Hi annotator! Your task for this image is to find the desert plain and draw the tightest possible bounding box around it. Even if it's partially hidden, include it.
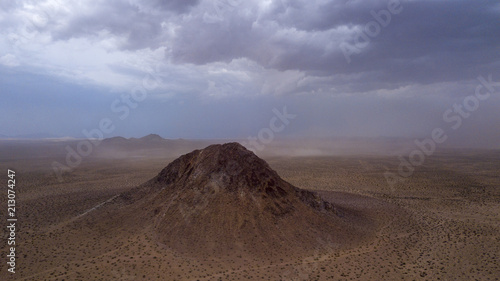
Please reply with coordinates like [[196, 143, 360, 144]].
[[0, 137, 498, 280]]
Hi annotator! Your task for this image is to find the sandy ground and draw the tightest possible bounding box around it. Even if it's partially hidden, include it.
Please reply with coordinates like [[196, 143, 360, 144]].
[[0, 140, 498, 280]]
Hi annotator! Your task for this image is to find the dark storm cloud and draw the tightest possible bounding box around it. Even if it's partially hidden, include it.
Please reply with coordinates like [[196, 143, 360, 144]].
[[261, 0, 389, 31], [169, 0, 500, 88], [26, 0, 499, 89], [346, 0, 500, 84], [171, 10, 261, 64], [145, 0, 201, 13]]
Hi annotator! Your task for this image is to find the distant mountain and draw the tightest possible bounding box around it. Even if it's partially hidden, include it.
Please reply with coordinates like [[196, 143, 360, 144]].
[[101, 136, 129, 144], [95, 134, 213, 159], [138, 134, 164, 142], [107, 134, 165, 143]]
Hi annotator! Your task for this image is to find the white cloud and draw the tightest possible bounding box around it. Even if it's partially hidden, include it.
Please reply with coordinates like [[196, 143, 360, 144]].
[[0, 54, 20, 67]]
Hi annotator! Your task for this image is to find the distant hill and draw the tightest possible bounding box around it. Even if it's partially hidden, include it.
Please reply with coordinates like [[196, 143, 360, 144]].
[[101, 136, 129, 144], [138, 133, 164, 142], [95, 135, 213, 159]]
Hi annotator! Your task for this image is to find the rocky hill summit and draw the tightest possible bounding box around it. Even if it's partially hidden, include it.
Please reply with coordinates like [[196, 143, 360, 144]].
[[154, 142, 337, 214]]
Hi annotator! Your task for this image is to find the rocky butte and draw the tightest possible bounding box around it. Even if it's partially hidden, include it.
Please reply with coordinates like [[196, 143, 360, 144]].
[[117, 143, 369, 258]]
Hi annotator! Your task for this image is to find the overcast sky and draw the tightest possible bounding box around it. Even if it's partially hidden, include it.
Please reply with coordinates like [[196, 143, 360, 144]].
[[1, 0, 499, 147]]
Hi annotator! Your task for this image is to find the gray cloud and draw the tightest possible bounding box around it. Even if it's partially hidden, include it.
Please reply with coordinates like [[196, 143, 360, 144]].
[[49, 1, 164, 50], [41, 0, 198, 51], [10, 0, 498, 90], [142, 0, 201, 13], [168, 0, 500, 89]]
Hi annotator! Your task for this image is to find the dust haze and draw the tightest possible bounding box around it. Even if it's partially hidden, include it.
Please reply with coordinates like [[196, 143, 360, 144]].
[[0, 136, 499, 280]]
